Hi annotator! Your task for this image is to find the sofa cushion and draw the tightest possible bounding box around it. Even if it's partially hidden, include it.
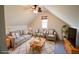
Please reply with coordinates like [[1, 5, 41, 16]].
[[15, 36, 24, 43], [23, 35, 31, 40], [12, 32, 16, 38], [48, 29, 54, 34], [48, 35, 55, 37], [15, 32, 20, 38]]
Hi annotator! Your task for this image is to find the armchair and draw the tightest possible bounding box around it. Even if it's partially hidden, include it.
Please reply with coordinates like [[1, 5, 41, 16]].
[[46, 29, 57, 41]]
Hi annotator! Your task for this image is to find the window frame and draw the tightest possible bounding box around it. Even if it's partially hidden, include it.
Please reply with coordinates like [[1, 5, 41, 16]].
[[41, 16, 48, 29]]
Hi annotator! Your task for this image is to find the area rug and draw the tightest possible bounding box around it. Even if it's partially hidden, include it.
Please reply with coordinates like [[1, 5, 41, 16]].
[[9, 37, 55, 54]]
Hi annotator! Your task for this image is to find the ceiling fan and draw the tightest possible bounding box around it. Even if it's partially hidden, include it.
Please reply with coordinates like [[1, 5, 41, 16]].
[[22, 5, 44, 14], [23, 5, 42, 13], [32, 5, 42, 13]]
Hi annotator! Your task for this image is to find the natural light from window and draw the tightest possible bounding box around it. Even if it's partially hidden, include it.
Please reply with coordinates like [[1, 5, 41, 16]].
[[42, 19, 48, 29]]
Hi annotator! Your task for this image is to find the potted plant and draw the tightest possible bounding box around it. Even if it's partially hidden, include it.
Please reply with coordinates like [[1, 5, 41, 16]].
[[62, 25, 69, 38]]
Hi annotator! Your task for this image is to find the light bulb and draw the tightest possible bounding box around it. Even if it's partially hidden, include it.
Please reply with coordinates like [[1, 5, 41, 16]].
[[33, 10, 38, 13]]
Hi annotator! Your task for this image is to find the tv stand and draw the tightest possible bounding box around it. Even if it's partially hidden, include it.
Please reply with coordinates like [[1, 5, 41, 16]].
[[64, 38, 79, 54]]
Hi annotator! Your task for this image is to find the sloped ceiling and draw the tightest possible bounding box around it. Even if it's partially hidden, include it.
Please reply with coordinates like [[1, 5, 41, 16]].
[[4, 5, 38, 26], [45, 5, 79, 28], [4, 5, 79, 29], [4, 5, 47, 26]]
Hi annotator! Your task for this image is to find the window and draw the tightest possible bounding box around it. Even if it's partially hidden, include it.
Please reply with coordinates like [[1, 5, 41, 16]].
[[41, 16, 48, 29], [42, 19, 48, 29]]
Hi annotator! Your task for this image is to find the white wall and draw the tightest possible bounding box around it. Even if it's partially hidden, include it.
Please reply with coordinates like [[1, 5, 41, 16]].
[[5, 25, 28, 34], [30, 11, 68, 40], [45, 5, 79, 28], [4, 5, 38, 26], [4, 5, 38, 33]]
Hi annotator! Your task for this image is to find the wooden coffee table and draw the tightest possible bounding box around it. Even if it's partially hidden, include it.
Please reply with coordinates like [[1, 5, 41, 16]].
[[30, 37, 46, 53]]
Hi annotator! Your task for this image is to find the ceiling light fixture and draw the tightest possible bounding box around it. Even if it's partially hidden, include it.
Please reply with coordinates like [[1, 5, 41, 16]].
[[33, 10, 38, 13], [32, 5, 42, 13]]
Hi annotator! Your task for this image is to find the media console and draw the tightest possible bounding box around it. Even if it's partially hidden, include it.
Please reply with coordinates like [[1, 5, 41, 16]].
[[64, 38, 79, 54]]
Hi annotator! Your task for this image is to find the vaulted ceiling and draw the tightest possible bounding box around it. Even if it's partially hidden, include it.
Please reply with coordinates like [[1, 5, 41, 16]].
[[4, 5, 79, 28], [44, 5, 79, 28], [4, 5, 37, 26]]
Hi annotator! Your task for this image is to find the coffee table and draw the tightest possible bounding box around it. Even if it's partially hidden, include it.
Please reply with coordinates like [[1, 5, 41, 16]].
[[30, 37, 46, 53]]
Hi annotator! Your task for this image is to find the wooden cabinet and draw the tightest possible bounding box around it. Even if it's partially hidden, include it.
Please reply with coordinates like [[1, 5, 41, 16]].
[[64, 38, 79, 54]]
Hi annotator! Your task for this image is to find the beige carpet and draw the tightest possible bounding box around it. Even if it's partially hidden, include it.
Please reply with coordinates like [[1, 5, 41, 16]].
[[9, 37, 55, 54]]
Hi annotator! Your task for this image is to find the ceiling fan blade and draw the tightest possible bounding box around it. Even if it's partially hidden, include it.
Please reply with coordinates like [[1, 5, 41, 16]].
[[23, 6, 32, 10], [32, 5, 38, 10], [38, 7, 42, 12], [22, 5, 42, 13]]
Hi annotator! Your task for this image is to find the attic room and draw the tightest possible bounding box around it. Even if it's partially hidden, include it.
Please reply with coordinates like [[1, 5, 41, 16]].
[[0, 5, 79, 54]]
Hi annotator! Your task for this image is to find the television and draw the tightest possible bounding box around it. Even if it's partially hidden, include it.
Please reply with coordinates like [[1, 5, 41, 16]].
[[68, 27, 79, 48]]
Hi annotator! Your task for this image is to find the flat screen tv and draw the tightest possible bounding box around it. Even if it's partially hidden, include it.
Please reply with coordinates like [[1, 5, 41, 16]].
[[68, 27, 77, 47]]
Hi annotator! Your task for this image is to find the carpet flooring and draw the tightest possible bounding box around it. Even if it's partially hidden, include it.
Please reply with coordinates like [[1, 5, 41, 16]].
[[54, 41, 67, 54]]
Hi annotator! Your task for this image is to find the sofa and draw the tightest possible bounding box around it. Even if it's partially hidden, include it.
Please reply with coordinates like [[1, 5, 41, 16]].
[[32, 29, 57, 41], [13, 35, 31, 48], [6, 30, 31, 49], [33, 29, 47, 37]]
